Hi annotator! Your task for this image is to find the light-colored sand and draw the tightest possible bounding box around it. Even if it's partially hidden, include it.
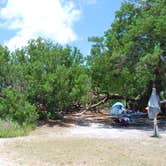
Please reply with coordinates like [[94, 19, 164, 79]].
[[0, 123, 166, 166]]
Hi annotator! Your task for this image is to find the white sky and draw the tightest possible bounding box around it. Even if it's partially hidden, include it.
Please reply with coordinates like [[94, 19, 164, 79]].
[[0, 0, 82, 50]]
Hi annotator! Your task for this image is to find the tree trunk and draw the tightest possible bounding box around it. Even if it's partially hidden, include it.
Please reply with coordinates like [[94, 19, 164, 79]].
[[137, 81, 153, 110]]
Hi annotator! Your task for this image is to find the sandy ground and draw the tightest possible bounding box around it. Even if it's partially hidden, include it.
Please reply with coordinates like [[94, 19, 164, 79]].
[[0, 123, 166, 166], [0, 113, 166, 166]]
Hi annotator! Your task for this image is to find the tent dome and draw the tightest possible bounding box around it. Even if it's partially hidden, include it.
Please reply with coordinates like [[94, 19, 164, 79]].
[[112, 102, 124, 108], [109, 102, 125, 115]]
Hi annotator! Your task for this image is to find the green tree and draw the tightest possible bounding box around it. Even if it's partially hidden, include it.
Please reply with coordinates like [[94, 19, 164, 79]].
[[10, 38, 91, 115], [0, 87, 38, 125], [0, 45, 10, 89], [89, 0, 166, 109]]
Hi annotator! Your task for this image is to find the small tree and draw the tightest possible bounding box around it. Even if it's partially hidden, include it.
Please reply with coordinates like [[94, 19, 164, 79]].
[[0, 87, 38, 125]]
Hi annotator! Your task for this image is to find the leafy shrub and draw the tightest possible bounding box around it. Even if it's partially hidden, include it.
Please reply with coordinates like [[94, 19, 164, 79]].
[[0, 87, 38, 125]]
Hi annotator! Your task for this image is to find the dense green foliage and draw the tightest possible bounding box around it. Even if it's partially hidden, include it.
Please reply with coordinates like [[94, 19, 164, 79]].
[[88, 0, 166, 108], [0, 0, 165, 129], [0, 38, 92, 123], [0, 87, 38, 125]]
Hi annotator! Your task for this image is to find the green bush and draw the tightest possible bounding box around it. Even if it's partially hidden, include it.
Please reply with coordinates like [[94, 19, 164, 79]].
[[0, 87, 38, 125], [0, 119, 34, 138]]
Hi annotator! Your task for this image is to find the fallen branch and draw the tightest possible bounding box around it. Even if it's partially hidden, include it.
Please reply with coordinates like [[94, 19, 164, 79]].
[[69, 93, 124, 115], [87, 93, 124, 110], [87, 95, 108, 110]]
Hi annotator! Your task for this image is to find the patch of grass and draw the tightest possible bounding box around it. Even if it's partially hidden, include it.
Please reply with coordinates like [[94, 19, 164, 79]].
[[0, 119, 35, 138]]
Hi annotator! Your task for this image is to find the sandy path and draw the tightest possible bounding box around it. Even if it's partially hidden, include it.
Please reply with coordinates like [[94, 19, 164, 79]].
[[0, 122, 166, 165]]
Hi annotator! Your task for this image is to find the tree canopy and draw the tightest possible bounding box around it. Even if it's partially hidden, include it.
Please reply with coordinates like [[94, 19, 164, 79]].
[[88, 0, 166, 108], [0, 38, 92, 122]]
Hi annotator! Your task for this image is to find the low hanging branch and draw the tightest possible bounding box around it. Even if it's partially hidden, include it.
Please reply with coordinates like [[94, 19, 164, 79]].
[[75, 93, 124, 115], [87, 95, 108, 110], [87, 93, 124, 110]]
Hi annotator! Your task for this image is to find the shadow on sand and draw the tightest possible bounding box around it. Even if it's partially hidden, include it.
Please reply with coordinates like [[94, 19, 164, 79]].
[[37, 112, 166, 132]]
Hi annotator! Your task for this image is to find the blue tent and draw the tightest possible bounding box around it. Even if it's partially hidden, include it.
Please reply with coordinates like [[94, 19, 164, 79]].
[[109, 102, 125, 115]]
